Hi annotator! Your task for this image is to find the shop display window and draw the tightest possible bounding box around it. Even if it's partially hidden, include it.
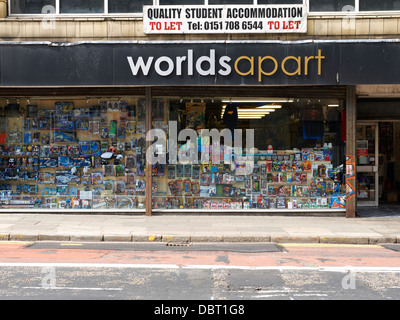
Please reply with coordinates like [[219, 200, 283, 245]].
[[0, 97, 146, 211], [150, 97, 346, 211], [0, 95, 346, 213]]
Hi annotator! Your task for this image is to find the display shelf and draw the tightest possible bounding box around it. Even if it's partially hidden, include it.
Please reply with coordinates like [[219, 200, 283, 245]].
[[155, 149, 344, 210], [0, 97, 346, 212], [0, 98, 147, 210]]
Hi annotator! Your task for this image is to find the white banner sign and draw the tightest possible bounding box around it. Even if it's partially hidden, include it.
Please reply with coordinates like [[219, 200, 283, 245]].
[[143, 5, 307, 34]]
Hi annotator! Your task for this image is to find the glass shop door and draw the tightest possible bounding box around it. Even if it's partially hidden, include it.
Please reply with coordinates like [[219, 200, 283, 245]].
[[356, 122, 379, 206]]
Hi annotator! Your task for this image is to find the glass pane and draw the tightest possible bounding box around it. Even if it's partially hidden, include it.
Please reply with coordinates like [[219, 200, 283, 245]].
[[0, 97, 145, 211], [209, 0, 253, 5], [258, 0, 303, 4], [10, 0, 56, 14], [151, 97, 346, 211], [356, 125, 375, 165], [109, 0, 153, 13], [356, 124, 377, 203], [357, 172, 376, 201], [309, 0, 355, 12], [60, 0, 104, 14], [360, 0, 400, 11], [160, 0, 204, 5]]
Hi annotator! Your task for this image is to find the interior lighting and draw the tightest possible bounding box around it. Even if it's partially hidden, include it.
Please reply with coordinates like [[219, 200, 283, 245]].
[[222, 107, 275, 113], [257, 105, 282, 109], [222, 98, 294, 103], [238, 116, 264, 119]]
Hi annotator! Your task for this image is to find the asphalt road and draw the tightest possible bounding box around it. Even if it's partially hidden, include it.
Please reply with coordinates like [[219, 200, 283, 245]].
[[0, 241, 399, 301]]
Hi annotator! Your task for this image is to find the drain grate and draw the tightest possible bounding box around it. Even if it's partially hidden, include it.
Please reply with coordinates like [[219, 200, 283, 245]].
[[166, 242, 193, 247]]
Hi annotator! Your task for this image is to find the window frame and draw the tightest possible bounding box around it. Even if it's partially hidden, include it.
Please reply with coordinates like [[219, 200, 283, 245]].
[[8, 0, 146, 17], [8, 0, 306, 17], [307, 0, 400, 16], [7, 0, 400, 18]]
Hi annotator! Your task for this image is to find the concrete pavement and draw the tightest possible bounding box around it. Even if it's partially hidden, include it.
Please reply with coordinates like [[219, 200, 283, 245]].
[[0, 212, 399, 244]]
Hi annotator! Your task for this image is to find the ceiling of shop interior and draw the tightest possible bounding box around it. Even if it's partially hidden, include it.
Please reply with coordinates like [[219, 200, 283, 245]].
[[0, 86, 347, 99]]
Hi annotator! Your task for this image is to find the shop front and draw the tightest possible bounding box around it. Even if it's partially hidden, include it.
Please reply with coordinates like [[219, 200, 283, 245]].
[[0, 40, 399, 217], [355, 90, 400, 215]]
